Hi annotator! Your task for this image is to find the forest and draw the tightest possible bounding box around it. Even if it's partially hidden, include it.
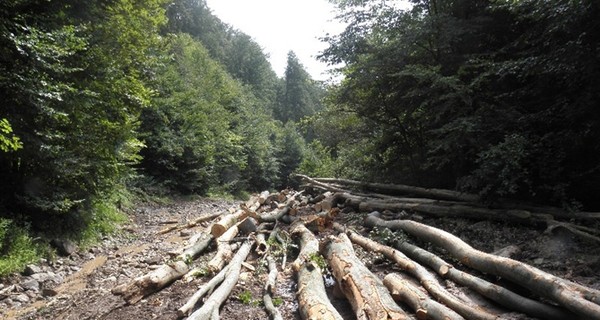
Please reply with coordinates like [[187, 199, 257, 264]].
[[0, 0, 599, 312]]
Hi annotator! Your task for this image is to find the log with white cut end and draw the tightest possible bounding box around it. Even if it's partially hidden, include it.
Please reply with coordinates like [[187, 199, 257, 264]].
[[211, 195, 259, 238], [291, 222, 344, 320], [322, 233, 408, 320]]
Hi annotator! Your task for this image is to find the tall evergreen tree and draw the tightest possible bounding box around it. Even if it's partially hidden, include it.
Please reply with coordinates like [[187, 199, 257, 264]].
[[276, 51, 323, 123]]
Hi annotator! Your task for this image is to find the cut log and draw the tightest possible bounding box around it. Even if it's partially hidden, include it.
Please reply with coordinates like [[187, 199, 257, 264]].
[[181, 240, 254, 318], [322, 233, 408, 320], [112, 231, 212, 304], [312, 177, 480, 202], [156, 211, 222, 235], [384, 273, 464, 320], [394, 239, 575, 320], [211, 209, 247, 238], [335, 223, 497, 320], [260, 191, 302, 222], [291, 222, 344, 320], [211, 195, 259, 237], [207, 223, 240, 273], [263, 255, 283, 320], [311, 176, 600, 220], [364, 212, 600, 319]]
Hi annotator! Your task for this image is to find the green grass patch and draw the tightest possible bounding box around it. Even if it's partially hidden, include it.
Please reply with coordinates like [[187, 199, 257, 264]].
[[0, 218, 44, 277]]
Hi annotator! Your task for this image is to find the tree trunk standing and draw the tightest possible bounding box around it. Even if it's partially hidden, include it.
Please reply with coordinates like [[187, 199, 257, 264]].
[[291, 223, 344, 320], [322, 233, 408, 320], [364, 212, 600, 319]]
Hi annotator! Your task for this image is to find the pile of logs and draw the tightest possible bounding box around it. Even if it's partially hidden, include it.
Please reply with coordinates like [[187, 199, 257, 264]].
[[113, 175, 600, 319]]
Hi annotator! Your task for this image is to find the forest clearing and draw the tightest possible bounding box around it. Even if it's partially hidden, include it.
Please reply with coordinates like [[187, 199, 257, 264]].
[[2, 175, 599, 319]]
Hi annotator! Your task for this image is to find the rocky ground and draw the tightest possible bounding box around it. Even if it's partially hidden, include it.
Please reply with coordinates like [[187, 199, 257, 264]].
[[1, 194, 599, 320]]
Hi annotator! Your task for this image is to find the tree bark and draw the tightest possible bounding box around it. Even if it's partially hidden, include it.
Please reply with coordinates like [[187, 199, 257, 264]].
[[365, 212, 600, 319], [112, 231, 212, 304], [335, 223, 497, 320], [322, 233, 409, 320], [186, 240, 254, 320], [263, 255, 283, 320], [207, 223, 240, 273], [313, 177, 480, 202], [384, 273, 464, 320], [291, 222, 344, 320], [394, 239, 576, 320]]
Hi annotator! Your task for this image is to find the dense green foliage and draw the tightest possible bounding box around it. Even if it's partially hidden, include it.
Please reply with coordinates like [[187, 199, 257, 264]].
[[0, 0, 322, 275], [313, 0, 600, 208]]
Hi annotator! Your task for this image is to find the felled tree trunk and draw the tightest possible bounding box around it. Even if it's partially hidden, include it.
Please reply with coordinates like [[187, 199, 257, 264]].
[[322, 233, 408, 320], [311, 176, 480, 202], [394, 239, 575, 320], [291, 223, 343, 320], [384, 273, 464, 320], [365, 212, 600, 319], [112, 232, 212, 304], [335, 223, 497, 320], [211, 196, 259, 237], [186, 240, 254, 320], [207, 223, 240, 273]]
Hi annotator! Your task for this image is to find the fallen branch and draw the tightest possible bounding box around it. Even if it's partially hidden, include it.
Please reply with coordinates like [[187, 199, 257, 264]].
[[263, 255, 283, 320], [156, 211, 222, 235], [364, 212, 600, 319], [322, 233, 408, 320]]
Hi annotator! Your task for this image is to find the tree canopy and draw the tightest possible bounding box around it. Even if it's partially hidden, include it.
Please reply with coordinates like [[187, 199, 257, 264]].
[[312, 0, 600, 209]]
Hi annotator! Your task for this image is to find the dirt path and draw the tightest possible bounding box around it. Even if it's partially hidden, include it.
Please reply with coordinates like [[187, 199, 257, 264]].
[[0, 198, 239, 320], [1, 195, 599, 319]]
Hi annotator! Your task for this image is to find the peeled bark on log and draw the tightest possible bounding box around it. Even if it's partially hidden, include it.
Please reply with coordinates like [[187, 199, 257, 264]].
[[181, 241, 254, 318], [394, 239, 576, 320], [323, 233, 408, 320], [364, 213, 600, 319], [291, 223, 344, 320], [335, 223, 496, 320], [384, 273, 464, 320], [112, 232, 212, 304], [263, 255, 283, 320]]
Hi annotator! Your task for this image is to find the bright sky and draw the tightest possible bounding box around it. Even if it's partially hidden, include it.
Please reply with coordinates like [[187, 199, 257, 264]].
[[205, 0, 346, 82]]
